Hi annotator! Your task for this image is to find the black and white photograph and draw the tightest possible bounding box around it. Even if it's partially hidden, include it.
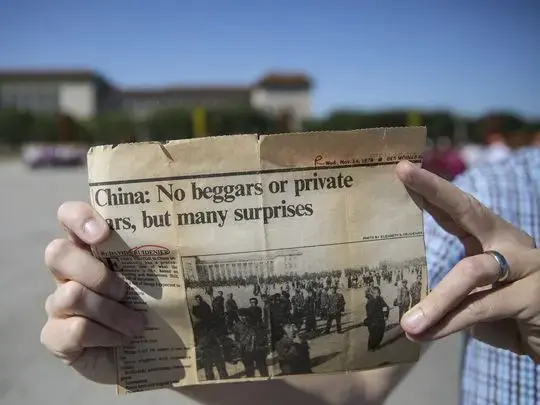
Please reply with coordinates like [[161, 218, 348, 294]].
[[182, 238, 426, 382]]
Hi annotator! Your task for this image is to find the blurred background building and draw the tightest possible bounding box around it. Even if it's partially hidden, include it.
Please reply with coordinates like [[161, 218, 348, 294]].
[[0, 69, 312, 128], [1, 65, 538, 177], [0, 70, 112, 119]]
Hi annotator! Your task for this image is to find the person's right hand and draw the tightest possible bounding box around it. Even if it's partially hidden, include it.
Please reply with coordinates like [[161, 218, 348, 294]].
[[40, 202, 146, 384]]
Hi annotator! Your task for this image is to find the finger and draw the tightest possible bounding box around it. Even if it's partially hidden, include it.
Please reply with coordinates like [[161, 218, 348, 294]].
[[401, 254, 500, 335], [57, 201, 110, 246], [406, 283, 524, 341], [44, 238, 125, 301], [406, 184, 482, 254], [396, 161, 497, 242], [40, 317, 126, 361], [46, 281, 145, 337]]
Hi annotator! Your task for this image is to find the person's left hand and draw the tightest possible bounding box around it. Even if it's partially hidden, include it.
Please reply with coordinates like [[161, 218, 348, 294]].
[[396, 161, 540, 363]]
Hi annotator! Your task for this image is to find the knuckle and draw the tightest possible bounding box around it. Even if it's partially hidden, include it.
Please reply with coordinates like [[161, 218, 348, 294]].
[[456, 195, 489, 229], [460, 258, 481, 283], [453, 194, 474, 221], [461, 256, 495, 285], [398, 161, 415, 184], [44, 238, 71, 268], [55, 281, 86, 312], [515, 230, 536, 248], [465, 298, 492, 321], [521, 274, 540, 316], [39, 323, 50, 348], [40, 321, 64, 353], [44, 294, 55, 315], [66, 317, 90, 344], [92, 262, 112, 290], [530, 235, 537, 248]]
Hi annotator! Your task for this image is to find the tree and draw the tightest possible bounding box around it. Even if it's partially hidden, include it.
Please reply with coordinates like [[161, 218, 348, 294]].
[[85, 113, 138, 145], [302, 118, 325, 132], [0, 109, 35, 145], [319, 110, 408, 131], [146, 108, 192, 141], [31, 113, 63, 143], [422, 112, 456, 140], [206, 107, 277, 136]]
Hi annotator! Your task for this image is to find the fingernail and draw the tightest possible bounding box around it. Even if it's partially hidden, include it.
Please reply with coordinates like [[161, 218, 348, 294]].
[[83, 218, 106, 242], [401, 307, 426, 334]]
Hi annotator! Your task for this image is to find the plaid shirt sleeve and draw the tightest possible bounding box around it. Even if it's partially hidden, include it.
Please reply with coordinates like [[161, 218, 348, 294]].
[[423, 150, 540, 405], [425, 171, 489, 288]]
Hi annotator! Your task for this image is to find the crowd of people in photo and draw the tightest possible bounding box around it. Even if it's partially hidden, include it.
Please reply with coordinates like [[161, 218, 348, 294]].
[[188, 262, 424, 381]]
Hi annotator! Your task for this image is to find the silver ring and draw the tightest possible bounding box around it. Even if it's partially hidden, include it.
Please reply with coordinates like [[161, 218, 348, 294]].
[[484, 250, 510, 283]]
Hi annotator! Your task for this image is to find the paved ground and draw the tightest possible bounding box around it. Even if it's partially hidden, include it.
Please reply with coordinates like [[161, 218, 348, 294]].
[[0, 160, 463, 405]]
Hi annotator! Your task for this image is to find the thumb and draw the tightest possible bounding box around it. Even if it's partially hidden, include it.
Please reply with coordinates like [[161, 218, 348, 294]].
[[57, 201, 110, 246]]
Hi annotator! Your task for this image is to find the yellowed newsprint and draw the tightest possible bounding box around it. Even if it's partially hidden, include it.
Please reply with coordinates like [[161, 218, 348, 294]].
[[86, 128, 428, 394]]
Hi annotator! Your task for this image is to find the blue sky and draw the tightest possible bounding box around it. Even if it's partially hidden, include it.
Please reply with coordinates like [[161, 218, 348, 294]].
[[0, 0, 538, 118]]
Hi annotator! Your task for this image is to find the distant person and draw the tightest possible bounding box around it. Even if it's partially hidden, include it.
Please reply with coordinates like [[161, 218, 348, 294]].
[[212, 291, 225, 315], [483, 132, 511, 164], [325, 287, 345, 334], [212, 291, 227, 336], [409, 274, 422, 307], [269, 294, 286, 349], [253, 283, 261, 296], [235, 311, 269, 378], [275, 324, 312, 375], [460, 132, 512, 170], [304, 290, 317, 335], [193, 295, 213, 327], [364, 285, 373, 301], [198, 327, 229, 380], [225, 293, 239, 330], [291, 289, 305, 330], [422, 136, 466, 180], [459, 142, 484, 167], [192, 297, 228, 381], [280, 291, 292, 324], [245, 298, 264, 327], [365, 279, 375, 300], [319, 286, 329, 319], [395, 280, 410, 321], [364, 286, 390, 351], [533, 131, 540, 147]]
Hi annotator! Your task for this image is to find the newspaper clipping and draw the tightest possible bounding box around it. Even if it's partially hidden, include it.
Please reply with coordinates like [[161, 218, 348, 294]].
[[86, 127, 428, 394]]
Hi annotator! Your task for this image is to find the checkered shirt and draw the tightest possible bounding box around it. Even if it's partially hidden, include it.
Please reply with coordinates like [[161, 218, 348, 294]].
[[425, 147, 540, 405]]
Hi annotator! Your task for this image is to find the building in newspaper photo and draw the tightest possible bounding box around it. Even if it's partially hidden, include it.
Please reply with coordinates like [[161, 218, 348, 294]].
[[181, 240, 426, 382]]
